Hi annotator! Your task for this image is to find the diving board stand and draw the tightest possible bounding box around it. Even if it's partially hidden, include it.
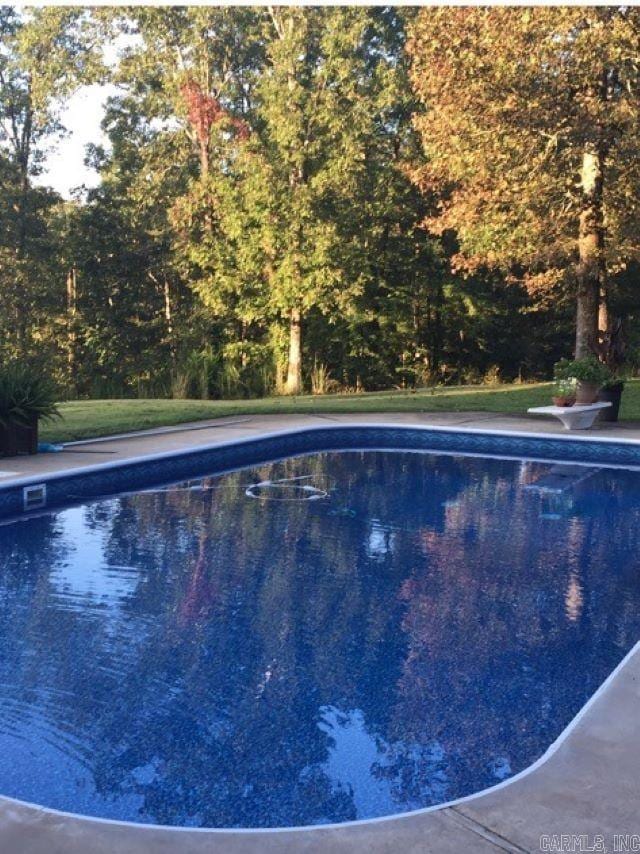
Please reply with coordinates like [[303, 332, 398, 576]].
[[527, 402, 611, 431]]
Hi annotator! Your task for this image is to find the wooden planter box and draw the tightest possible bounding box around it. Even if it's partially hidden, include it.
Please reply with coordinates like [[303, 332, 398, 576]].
[[0, 417, 39, 457]]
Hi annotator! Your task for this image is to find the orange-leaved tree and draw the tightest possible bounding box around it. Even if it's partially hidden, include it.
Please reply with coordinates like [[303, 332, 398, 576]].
[[408, 7, 640, 358]]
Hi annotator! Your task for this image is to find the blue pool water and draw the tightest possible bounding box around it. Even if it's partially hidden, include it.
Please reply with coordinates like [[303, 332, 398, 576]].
[[0, 448, 639, 828]]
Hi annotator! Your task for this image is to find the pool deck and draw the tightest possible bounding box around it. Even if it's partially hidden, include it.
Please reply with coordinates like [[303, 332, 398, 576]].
[[5, 410, 640, 485], [1, 411, 639, 853]]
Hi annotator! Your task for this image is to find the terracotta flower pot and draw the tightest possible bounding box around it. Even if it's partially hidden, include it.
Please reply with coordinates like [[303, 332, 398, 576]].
[[552, 396, 575, 407], [575, 381, 600, 405]]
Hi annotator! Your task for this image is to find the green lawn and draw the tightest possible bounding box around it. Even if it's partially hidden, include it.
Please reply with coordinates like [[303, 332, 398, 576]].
[[40, 380, 640, 444]]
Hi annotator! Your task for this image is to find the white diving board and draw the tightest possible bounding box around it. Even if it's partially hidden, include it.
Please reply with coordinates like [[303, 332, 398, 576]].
[[527, 402, 611, 431]]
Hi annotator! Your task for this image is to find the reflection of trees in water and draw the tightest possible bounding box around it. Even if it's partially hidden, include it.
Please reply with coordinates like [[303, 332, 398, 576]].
[[0, 516, 68, 708], [383, 464, 640, 804], [1, 453, 639, 826], [75, 452, 474, 825]]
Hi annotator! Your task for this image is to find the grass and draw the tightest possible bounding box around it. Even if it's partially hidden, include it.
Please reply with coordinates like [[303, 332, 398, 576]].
[[39, 379, 640, 444]]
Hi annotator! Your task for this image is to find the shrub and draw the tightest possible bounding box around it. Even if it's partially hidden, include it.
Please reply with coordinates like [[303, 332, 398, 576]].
[[310, 360, 332, 395], [482, 364, 502, 385], [554, 356, 611, 386]]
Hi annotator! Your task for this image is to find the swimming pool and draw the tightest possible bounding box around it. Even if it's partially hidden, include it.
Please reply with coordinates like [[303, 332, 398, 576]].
[[1, 430, 640, 828]]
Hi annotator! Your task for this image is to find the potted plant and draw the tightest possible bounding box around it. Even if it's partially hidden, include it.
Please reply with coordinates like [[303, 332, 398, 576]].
[[551, 378, 576, 407], [598, 376, 625, 422], [553, 357, 611, 405], [593, 318, 627, 423], [0, 364, 60, 457]]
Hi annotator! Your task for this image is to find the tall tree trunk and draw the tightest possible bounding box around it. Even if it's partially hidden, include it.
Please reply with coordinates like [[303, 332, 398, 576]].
[[269, 8, 307, 397], [16, 95, 32, 259], [284, 307, 302, 395], [163, 276, 176, 366], [12, 88, 33, 355], [66, 266, 78, 377], [435, 284, 444, 376], [598, 283, 609, 337], [199, 140, 209, 182], [575, 144, 605, 359]]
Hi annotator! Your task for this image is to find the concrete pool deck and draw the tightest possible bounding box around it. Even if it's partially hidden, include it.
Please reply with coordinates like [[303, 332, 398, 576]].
[[5, 409, 640, 484], [1, 412, 639, 853]]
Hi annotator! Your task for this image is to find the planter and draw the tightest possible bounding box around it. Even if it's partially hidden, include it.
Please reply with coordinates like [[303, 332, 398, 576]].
[[575, 381, 600, 405], [0, 424, 17, 457], [552, 396, 575, 407], [0, 417, 39, 457], [597, 382, 624, 423]]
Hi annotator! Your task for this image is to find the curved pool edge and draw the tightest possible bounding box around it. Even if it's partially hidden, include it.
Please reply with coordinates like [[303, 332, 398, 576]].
[[1, 639, 638, 853], [2, 415, 640, 851]]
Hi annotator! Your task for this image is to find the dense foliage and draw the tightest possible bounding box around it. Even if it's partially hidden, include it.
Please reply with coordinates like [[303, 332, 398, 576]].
[[408, 7, 640, 361], [1, 7, 638, 399]]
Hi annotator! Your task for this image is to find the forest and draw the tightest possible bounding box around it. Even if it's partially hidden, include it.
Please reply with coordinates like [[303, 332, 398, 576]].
[[1, 6, 640, 400]]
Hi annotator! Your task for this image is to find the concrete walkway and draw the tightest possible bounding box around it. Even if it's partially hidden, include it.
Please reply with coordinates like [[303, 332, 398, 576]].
[[1, 413, 639, 853], [4, 410, 640, 485]]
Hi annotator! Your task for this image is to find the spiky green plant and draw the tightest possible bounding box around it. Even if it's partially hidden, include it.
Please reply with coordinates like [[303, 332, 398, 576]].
[[0, 364, 60, 428]]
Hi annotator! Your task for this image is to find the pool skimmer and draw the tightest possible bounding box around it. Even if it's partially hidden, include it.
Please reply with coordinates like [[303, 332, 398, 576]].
[[23, 483, 47, 511]]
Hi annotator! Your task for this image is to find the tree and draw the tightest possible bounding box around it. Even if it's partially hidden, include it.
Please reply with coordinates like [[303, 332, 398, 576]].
[[0, 149, 62, 364], [107, 8, 266, 394], [0, 7, 102, 359], [61, 87, 200, 397], [189, 7, 435, 394], [0, 8, 597, 395], [408, 8, 640, 358], [253, 7, 414, 394], [96, 7, 564, 396]]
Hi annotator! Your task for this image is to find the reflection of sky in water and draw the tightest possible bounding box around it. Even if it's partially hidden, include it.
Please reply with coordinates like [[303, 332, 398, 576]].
[[0, 450, 639, 828], [317, 706, 451, 816], [318, 706, 397, 817], [50, 506, 141, 607]]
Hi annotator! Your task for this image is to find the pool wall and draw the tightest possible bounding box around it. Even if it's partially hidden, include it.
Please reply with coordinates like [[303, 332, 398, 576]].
[[2, 423, 640, 521]]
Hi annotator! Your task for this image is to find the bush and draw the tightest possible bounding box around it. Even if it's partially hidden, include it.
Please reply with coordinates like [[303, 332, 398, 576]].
[[310, 360, 332, 395], [0, 363, 60, 428], [554, 356, 611, 386]]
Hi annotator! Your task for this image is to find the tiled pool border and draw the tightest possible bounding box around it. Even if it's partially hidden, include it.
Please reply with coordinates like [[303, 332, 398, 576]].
[[3, 422, 640, 521]]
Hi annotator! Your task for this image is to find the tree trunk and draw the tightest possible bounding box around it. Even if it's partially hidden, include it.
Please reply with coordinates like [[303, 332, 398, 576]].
[[163, 277, 177, 366], [269, 9, 306, 398], [199, 141, 209, 181], [575, 144, 605, 359], [66, 266, 78, 377], [284, 307, 302, 395], [598, 283, 609, 336]]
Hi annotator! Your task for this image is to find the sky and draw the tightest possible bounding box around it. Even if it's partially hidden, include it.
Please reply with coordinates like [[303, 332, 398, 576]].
[[32, 30, 135, 199], [35, 84, 115, 198]]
